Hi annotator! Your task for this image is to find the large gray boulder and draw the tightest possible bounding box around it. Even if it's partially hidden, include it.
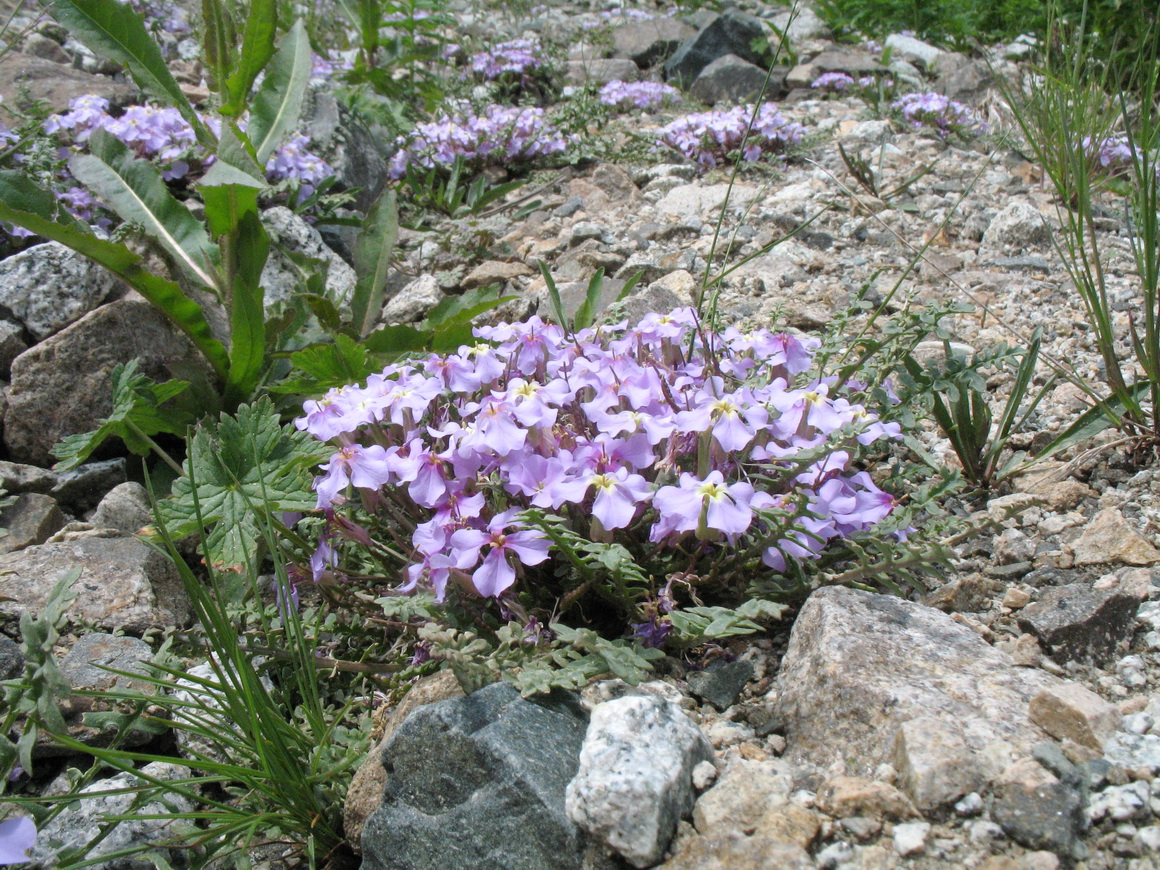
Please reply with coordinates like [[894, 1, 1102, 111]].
[[0, 535, 190, 633], [361, 682, 608, 870], [774, 586, 1075, 810], [0, 242, 118, 340], [611, 18, 697, 68], [664, 11, 769, 87], [3, 297, 208, 466], [303, 90, 390, 212], [260, 206, 357, 310]]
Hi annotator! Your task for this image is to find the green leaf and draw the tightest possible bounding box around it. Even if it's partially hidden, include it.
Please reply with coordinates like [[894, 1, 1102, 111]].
[[49, 0, 210, 146], [159, 397, 328, 570], [361, 323, 436, 355], [0, 172, 229, 380], [71, 130, 221, 292], [574, 267, 605, 332], [426, 285, 515, 328], [223, 212, 269, 406], [51, 360, 192, 470], [221, 0, 277, 117], [249, 19, 312, 165], [351, 189, 398, 338], [201, 0, 237, 104], [279, 334, 376, 393]]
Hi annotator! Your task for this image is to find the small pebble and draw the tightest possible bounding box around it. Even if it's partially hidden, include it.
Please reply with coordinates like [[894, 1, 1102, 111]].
[[893, 821, 930, 856], [691, 760, 718, 791], [1138, 825, 1160, 851], [1125, 713, 1156, 735], [954, 792, 984, 816], [969, 821, 1006, 844]]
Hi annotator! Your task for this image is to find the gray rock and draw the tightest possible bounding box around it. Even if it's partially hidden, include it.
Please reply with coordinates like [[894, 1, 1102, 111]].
[[565, 58, 640, 86], [59, 633, 154, 699], [611, 18, 697, 68], [90, 481, 152, 535], [612, 284, 685, 327], [810, 48, 881, 74], [0, 461, 57, 494], [4, 297, 207, 467], [0, 52, 136, 114], [883, 33, 944, 69], [687, 658, 754, 711], [303, 90, 389, 212], [1018, 581, 1144, 665], [981, 201, 1050, 250], [0, 536, 190, 633], [28, 761, 194, 868], [987, 255, 1052, 273], [0, 492, 65, 553], [171, 660, 276, 766], [769, 5, 830, 45], [664, 11, 768, 88], [362, 682, 601, 870], [1103, 732, 1160, 774], [689, 55, 786, 105], [22, 32, 71, 64], [381, 274, 443, 324], [990, 758, 1086, 855], [0, 633, 22, 680], [0, 319, 27, 378], [0, 242, 119, 340], [566, 695, 713, 868], [52, 458, 129, 513], [260, 207, 357, 310], [933, 51, 993, 100], [775, 586, 1064, 809]]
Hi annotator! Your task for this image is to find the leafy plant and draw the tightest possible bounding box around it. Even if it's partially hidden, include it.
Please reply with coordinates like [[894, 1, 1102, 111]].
[[400, 156, 526, 223], [903, 333, 1054, 490]]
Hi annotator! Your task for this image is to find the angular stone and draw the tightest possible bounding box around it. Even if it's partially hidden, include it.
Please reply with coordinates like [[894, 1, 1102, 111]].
[[90, 482, 152, 535], [0, 52, 136, 114], [663, 11, 768, 87], [1018, 581, 1144, 665], [565, 58, 640, 86], [1029, 682, 1122, 750], [343, 671, 464, 854], [981, 201, 1050, 250], [303, 90, 389, 212], [567, 694, 712, 868], [656, 183, 759, 218], [362, 682, 600, 870], [883, 34, 944, 69], [0, 633, 22, 680], [660, 831, 814, 870], [686, 658, 753, 710], [692, 758, 792, 834], [52, 458, 128, 513], [0, 242, 119, 340], [0, 492, 65, 553], [0, 461, 57, 494], [462, 260, 533, 290], [990, 758, 1085, 855], [261, 206, 357, 309], [0, 319, 26, 379], [27, 762, 194, 864], [775, 587, 1060, 798], [381, 274, 443, 324], [611, 18, 697, 68], [689, 55, 785, 105], [811, 48, 881, 74], [0, 536, 190, 633], [770, 5, 831, 45], [4, 298, 206, 466], [816, 776, 919, 821], [1072, 508, 1160, 566], [933, 52, 993, 100], [755, 803, 821, 849]]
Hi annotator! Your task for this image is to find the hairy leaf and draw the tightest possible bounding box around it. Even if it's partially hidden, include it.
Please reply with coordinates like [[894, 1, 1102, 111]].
[[72, 130, 221, 291], [249, 19, 311, 165], [159, 397, 328, 570]]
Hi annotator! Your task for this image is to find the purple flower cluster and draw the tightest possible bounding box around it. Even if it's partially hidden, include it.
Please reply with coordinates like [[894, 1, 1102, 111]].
[[45, 94, 333, 192], [311, 51, 354, 81], [891, 92, 986, 140], [469, 38, 543, 80], [387, 104, 566, 178], [1082, 134, 1132, 168], [811, 72, 855, 92], [296, 308, 900, 603], [598, 80, 681, 111], [656, 103, 807, 169]]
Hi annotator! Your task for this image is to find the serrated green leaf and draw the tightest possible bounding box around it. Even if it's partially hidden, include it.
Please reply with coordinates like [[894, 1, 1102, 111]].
[[51, 360, 192, 470], [352, 189, 398, 338], [50, 0, 210, 146], [249, 20, 312, 165], [72, 130, 220, 291], [159, 397, 328, 570]]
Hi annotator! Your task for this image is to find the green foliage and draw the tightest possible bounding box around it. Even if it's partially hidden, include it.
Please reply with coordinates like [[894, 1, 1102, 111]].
[[666, 600, 789, 646], [52, 360, 192, 472], [538, 263, 643, 335], [418, 621, 664, 697], [159, 397, 328, 572], [401, 157, 528, 224], [902, 334, 1055, 490]]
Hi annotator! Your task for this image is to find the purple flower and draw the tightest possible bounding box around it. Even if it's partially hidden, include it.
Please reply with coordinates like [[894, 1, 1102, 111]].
[[651, 471, 756, 542], [469, 38, 543, 80], [892, 92, 986, 140], [449, 510, 551, 597], [0, 817, 36, 865], [811, 72, 855, 92], [314, 443, 395, 509], [598, 80, 681, 111], [656, 103, 806, 169]]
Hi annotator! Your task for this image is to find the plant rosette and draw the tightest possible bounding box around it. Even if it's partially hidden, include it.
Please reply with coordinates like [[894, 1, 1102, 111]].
[[294, 307, 904, 638]]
